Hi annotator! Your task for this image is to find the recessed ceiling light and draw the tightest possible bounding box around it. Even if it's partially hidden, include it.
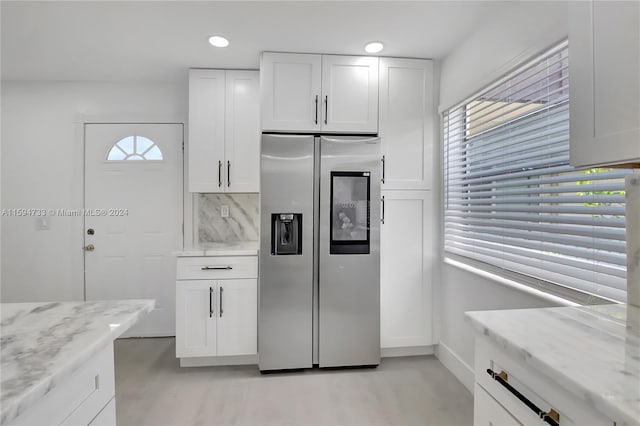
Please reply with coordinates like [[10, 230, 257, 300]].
[[208, 36, 229, 48], [364, 41, 384, 54]]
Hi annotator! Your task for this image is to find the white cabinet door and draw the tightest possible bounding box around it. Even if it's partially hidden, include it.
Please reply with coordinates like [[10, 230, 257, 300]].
[[216, 279, 257, 356], [176, 281, 216, 357], [380, 190, 433, 348], [474, 384, 522, 426], [321, 55, 379, 133], [569, 1, 640, 167], [225, 70, 260, 192], [188, 69, 226, 192], [261, 52, 322, 132], [379, 58, 433, 190]]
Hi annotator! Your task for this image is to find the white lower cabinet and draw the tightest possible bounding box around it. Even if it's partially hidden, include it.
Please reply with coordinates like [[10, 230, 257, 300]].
[[473, 335, 617, 426], [380, 190, 433, 349], [175, 256, 257, 365]]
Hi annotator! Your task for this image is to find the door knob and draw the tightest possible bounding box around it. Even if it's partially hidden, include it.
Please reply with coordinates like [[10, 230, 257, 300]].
[[87, 228, 95, 235], [84, 244, 95, 252]]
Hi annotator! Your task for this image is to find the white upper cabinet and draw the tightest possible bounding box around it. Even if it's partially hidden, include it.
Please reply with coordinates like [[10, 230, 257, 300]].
[[321, 55, 379, 133], [261, 53, 322, 132], [569, 0, 640, 167], [379, 58, 433, 190], [225, 71, 260, 192], [188, 69, 260, 193], [188, 69, 226, 193], [261, 52, 378, 133]]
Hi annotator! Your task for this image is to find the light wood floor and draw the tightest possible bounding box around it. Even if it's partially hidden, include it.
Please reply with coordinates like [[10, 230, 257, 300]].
[[114, 338, 472, 426]]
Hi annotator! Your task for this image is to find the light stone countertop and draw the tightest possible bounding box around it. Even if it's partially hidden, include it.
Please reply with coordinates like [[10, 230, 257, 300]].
[[0, 299, 154, 425], [466, 303, 640, 425], [175, 241, 259, 257]]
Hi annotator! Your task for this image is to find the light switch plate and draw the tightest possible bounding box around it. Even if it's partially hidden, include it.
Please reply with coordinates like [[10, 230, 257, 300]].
[[221, 205, 230, 218]]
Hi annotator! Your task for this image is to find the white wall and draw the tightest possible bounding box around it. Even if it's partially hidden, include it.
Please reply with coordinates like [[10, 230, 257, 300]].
[[435, 0, 570, 392], [1, 81, 187, 302]]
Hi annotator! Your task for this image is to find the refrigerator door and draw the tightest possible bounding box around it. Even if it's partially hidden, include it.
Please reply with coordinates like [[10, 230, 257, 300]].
[[259, 134, 315, 371], [319, 136, 381, 367]]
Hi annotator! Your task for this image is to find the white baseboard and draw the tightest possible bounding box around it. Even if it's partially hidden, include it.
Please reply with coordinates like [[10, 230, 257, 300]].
[[179, 354, 258, 367], [381, 345, 434, 358], [434, 342, 475, 394]]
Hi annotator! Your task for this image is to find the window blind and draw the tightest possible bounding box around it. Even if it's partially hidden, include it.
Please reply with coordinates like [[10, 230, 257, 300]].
[[443, 40, 632, 303]]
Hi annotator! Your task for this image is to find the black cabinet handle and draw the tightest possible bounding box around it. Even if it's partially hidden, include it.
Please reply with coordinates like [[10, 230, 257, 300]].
[[201, 266, 233, 271], [381, 155, 386, 184], [209, 286, 213, 318], [324, 95, 328, 125], [381, 196, 385, 224], [315, 95, 318, 125], [218, 160, 222, 187], [486, 369, 559, 426], [227, 161, 231, 187], [219, 286, 224, 318]]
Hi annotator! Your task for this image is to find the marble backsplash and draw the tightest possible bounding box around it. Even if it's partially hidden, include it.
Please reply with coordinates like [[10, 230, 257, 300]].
[[197, 193, 259, 244]]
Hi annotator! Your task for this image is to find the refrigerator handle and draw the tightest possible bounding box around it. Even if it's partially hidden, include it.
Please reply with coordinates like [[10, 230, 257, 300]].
[[381, 196, 385, 224], [324, 95, 328, 125], [315, 95, 318, 125], [381, 155, 386, 184]]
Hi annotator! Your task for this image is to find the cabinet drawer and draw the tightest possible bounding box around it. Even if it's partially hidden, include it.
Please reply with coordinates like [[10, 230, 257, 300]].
[[475, 336, 615, 426], [177, 256, 258, 280]]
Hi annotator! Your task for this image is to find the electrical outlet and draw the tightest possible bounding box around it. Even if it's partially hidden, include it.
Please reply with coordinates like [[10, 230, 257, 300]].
[[221, 205, 230, 218]]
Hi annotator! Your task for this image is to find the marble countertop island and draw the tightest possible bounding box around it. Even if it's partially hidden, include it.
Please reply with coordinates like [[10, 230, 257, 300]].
[[0, 299, 154, 424], [466, 303, 640, 425]]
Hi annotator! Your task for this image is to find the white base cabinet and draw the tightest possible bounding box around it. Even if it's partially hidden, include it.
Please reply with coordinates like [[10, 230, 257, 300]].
[[380, 190, 433, 349], [175, 256, 257, 365], [569, 0, 640, 167], [473, 334, 618, 426]]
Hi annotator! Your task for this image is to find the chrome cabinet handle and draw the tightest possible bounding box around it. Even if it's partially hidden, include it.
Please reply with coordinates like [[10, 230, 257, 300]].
[[201, 266, 233, 270], [324, 95, 328, 125], [227, 161, 231, 187], [381, 155, 386, 184], [209, 286, 213, 318], [315, 95, 318, 125], [219, 286, 224, 318], [381, 196, 385, 224], [218, 160, 222, 187]]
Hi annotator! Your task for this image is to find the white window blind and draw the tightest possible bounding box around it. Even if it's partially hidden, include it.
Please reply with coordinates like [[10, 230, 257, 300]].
[[443, 40, 632, 303]]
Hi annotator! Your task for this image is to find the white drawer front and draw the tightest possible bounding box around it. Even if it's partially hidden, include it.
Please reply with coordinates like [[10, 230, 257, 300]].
[[177, 256, 258, 280]]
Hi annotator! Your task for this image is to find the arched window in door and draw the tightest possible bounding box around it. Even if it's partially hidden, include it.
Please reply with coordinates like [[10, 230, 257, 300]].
[[106, 135, 163, 161]]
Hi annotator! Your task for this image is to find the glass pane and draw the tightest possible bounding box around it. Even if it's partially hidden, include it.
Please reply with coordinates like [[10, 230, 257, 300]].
[[127, 154, 145, 161], [116, 136, 134, 154], [107, 146, 126, 160], [331, 173, 370, 242], [144, 145, 163, 160], [136, 136, 153, 154]]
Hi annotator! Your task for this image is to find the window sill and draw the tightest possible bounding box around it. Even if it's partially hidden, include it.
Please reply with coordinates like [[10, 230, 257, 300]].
[[443, 256, 580, 307]]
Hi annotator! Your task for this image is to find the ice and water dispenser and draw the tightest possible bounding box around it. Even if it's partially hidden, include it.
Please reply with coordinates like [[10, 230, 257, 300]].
[[271, 213, 303, 255]]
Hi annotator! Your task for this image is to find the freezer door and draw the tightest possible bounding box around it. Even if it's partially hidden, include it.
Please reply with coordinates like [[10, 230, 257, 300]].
[[259, 134, 315, 371], [319, 136, 381, 367]]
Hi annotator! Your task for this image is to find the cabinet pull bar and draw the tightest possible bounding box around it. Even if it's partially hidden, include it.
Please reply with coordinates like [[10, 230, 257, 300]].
[[381, 196, 385, 224], [218, 160, 222, 187], [227, 161, 231, 187], [486, 369, 559, 426], [381, 155, 386, 184], [201, 266, 233, 270], [209, 286, 213, 318], [219, 286, 224, 318], [315, 95, 319, 125], [324, 95, 328, 125]]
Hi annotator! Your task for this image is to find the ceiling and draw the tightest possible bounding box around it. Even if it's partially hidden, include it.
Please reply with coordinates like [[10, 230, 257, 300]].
[[1, 1, 499, 82]]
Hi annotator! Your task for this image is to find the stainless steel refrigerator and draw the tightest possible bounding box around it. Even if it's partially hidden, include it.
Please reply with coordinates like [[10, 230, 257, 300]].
[[259, 134, 381, 371]]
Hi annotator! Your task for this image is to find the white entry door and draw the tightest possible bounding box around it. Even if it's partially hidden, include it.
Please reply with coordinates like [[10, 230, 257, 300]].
[[84, 123, 183, 336]]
